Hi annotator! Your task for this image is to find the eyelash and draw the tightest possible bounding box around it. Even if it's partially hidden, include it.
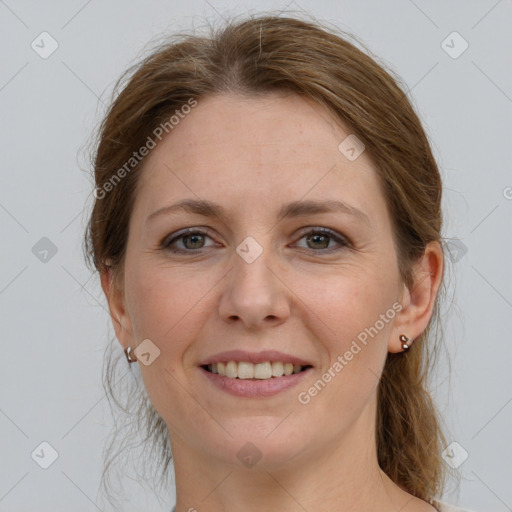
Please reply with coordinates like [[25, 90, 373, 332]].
[[160, 227, 350, 255]]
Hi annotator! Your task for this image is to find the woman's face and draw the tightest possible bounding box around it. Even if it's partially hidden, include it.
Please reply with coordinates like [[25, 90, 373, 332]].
[[110, 92, 411, 469]]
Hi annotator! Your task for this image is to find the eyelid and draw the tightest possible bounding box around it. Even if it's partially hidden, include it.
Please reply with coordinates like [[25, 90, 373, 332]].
[[292, 226, 351, 250], [160, 227, 215, 250]]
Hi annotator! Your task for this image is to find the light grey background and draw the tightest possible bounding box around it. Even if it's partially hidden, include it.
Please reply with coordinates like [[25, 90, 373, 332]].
[[1, 1, 511, 511]]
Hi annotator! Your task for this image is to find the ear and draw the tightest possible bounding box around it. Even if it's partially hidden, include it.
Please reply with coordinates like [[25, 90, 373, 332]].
[[388, 241, 444, 353], [100, 267, 134, 351]]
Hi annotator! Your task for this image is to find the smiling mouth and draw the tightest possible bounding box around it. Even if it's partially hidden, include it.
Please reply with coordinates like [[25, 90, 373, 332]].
[[201, 361, 313, 380]]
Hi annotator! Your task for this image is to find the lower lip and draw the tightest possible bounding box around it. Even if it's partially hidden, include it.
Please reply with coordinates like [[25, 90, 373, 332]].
[[199, 366, 312, 398]]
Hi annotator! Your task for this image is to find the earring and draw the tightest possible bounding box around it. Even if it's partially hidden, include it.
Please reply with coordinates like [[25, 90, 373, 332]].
[[124, 346, 137, 363], [399, 334, 411, 352]]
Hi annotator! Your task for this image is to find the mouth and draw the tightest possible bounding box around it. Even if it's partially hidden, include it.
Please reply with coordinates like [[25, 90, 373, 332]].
[[201, 361, 313, 380], [199, 356, 314, 398]]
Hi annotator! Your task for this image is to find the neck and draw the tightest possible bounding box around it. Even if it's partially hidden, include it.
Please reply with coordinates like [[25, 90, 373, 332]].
[[170, 411, 418, 512]]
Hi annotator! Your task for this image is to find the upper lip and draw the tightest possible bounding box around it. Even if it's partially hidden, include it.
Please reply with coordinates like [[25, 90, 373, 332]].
[[199, 350, 313, 367]]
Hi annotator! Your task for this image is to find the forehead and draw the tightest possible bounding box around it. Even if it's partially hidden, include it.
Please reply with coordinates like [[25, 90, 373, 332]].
[[134, 93, 387, 224]]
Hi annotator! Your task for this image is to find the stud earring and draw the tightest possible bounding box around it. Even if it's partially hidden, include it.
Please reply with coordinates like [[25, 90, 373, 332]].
[[124, 346, 137, 363], [399, 334, 412, 352]]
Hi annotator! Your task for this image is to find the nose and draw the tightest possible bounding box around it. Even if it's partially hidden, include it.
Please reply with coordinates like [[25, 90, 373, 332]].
[[217, 241, 291, 330]]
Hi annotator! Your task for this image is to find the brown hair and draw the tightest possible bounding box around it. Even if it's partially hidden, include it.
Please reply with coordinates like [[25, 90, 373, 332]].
[[85, 14, 447, 505]]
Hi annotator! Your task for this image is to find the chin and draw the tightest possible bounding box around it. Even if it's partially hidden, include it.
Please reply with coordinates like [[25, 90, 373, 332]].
[[206, 418, 309, 471]]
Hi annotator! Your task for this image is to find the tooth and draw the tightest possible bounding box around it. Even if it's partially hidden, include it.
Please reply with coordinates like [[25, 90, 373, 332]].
[[283, 363, 294, 376], [238, 361, 255, 379], [213, 361, 303, 379], [270, 361, 284, 377], [226, 361, 238, 378], [254, 362, 272, 379]]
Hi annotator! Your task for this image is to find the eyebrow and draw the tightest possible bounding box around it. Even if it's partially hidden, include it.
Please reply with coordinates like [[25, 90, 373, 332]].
[[146, 198, 371, 226]]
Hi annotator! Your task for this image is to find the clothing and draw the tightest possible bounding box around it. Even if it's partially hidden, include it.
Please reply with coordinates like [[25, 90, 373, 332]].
[[433, 500, 473, 512], [171, 501, 472, 511]]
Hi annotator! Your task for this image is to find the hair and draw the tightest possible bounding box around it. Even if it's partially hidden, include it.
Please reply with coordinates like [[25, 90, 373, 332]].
[[84, 13, 448, 507]]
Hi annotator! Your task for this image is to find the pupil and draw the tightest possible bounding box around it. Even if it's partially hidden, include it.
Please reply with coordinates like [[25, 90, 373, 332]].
[[308, 234, 329, 249], [185, 234, 204, 249]]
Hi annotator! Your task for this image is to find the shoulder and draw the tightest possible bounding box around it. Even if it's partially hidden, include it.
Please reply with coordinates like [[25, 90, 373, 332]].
[[432, 499, 475, 512]]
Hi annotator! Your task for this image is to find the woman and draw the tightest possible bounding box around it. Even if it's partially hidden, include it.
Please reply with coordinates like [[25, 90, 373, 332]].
[[85, 15, 472, 512]]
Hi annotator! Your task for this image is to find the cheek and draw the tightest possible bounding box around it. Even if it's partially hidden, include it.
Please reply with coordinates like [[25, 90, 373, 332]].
[[123, 261, 222, 356], [292, 260, 399, 404], [293, 261, 399, 347], [294, 281, 395, 438]]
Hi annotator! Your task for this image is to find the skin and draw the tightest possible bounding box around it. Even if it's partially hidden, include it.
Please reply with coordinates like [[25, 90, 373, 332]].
[[102, 92, 443, 512]]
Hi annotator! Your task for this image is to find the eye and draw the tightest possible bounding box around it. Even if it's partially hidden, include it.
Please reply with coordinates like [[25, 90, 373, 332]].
[[161, 228, 217, 253], [160, 226, 350, 255], [294, 227, 350, 253]]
